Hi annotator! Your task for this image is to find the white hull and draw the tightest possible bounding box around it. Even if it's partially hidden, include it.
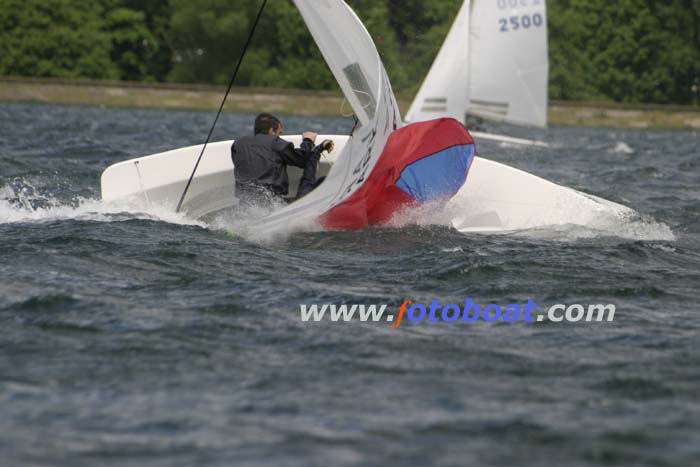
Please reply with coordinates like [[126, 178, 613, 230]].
[[101, 135, 632, 232], [451, 157, 633, 233]]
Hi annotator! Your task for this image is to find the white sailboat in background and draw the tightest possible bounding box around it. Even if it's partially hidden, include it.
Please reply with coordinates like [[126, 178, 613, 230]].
[[406, 0, 549, 147]]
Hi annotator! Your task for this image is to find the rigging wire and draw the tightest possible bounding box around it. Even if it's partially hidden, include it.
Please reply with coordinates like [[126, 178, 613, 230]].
[[175, 0, 268, 213]]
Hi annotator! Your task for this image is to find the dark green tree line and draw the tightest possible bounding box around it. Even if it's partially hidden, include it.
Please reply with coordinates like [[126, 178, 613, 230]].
[[0, 0, 698, 104], [0, 0, 163, 80], [548, 0, 700, 104]]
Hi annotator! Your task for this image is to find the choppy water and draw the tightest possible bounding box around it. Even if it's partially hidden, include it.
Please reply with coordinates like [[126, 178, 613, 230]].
[[1, 101, 699, 466]]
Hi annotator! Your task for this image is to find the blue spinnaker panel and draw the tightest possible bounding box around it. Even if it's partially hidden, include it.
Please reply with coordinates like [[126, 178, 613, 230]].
[[396, 144, 475, 202]]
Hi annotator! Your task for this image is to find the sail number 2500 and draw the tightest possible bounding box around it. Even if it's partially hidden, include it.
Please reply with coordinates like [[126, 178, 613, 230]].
[[499, 14, 544, 32]]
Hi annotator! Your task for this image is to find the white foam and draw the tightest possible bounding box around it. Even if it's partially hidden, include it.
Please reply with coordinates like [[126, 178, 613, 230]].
[[611, 141, 635, 154], [0, 184, 204, 228], [384, 200, 456, 229], [459, 208, 676, 242], [203, 195, 324, 243], [2, 180, 673, 244], [509, 219, 675, 242]]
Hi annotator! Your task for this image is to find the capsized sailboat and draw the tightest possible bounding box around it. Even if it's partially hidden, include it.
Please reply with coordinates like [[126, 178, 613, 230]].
[[101, 0, 635, 236], [406, 0, 549, 146], [100, 0, 475, 233]]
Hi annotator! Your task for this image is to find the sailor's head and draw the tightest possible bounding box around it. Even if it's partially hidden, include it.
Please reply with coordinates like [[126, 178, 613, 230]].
[[255, 113, 283, 136]]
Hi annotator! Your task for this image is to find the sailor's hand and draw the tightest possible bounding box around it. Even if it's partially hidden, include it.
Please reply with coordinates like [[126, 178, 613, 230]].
[[319, 139, 334, 154], [302, 131, 318, 143]]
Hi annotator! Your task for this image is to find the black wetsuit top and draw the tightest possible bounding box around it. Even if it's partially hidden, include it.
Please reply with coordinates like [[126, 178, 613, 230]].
[[231, 134, 315, 200]]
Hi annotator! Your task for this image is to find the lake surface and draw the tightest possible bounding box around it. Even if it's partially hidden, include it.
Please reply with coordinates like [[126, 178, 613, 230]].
[[1, 101, 699, 466]]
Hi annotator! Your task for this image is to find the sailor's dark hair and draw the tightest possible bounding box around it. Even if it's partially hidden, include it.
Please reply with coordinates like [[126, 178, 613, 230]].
[[254, 113, 281, 135]]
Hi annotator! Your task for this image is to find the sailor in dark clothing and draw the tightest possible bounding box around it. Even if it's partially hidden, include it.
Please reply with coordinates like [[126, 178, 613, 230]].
[[231, 113, 333, 206]]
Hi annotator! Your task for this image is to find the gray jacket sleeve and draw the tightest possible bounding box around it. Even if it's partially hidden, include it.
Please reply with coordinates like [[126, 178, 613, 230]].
[[274, 137, 315, 168]]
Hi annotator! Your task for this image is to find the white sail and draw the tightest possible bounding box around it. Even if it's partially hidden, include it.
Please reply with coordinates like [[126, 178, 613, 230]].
[[469, 0, 548, 127], [405, 0, 471, 123], [293, 1, 385, 127], [249, 0, 402, 235], [407, 0, 549, 128]]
